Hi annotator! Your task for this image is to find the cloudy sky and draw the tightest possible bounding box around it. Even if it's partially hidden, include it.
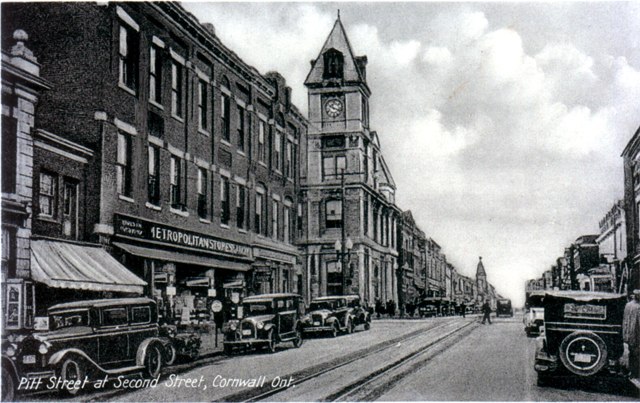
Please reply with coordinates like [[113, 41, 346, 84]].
[[184, 2, 640, 305]]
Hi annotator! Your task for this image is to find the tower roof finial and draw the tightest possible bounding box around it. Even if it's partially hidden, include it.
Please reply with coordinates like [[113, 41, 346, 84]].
[[337, 9, 341, 20]]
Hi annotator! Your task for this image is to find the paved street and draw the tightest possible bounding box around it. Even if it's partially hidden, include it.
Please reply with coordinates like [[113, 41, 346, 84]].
[[20, 314, 638, 402]]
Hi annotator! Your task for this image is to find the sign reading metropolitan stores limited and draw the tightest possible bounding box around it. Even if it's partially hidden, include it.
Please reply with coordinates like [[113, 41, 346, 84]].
[[114, 214, 252, 259]]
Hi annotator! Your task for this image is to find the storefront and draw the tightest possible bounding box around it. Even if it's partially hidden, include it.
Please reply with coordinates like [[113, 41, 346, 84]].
[[250, 246, 297, 295], [112, 214, 253, 328]]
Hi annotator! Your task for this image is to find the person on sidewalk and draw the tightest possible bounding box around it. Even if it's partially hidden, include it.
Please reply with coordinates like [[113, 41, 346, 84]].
[[460, 302, 467, 319], [623, 289, 640, 383], [481, 300, 492, 324]]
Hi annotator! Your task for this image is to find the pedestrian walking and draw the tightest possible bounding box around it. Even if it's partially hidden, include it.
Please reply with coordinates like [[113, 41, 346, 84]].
[[481, 300, 492, 324], [375, 298, 383, 319], [386, 300, 396, 318], [460, 302, 466, 318], [623, 289, 640, 383]]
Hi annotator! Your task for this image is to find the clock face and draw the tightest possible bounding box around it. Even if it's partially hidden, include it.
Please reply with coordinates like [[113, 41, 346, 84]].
[[325, 99, 344, 118]]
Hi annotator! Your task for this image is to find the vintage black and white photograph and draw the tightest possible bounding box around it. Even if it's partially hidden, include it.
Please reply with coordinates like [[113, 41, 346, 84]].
[[1, 1, 639, 401]]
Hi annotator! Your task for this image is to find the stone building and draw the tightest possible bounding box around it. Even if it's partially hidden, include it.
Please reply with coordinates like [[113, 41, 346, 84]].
[[2, 2, 307, 325], [300, 15, 400, 304], [1, 29, 51, 330]]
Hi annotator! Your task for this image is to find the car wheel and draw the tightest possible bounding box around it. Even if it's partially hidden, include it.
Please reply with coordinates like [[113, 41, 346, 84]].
[[266, 331, 277, 354], [330, 324, 338, 338], [346, 320, 354, 334], [559, 331, 607, 377], [60, 356, 86, 396], [293, 330, 303, 348], [143, 345, 163, 379], [364, 320, 371, 331], [1, 365, 16, 402], [164, 343, 177, 366]]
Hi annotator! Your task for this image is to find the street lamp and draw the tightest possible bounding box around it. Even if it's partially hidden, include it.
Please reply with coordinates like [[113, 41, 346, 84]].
[[335, 236, 353, 294]]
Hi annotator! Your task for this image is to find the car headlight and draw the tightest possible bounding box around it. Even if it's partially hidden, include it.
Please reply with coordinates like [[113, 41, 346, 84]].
[[5, 345, 16, 357], [230, 323, 237, 331], [38, 342, 49, 355], [256, 322, 265, 330]]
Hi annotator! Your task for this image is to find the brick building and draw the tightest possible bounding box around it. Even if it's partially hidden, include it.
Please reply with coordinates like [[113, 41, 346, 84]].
[[300, 16, 401, 304], [622, 125, 640, 295], [2, 2, 307, 326]]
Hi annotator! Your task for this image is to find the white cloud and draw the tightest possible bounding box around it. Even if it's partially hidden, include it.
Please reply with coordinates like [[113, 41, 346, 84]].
[[423, 46, 453, 66]]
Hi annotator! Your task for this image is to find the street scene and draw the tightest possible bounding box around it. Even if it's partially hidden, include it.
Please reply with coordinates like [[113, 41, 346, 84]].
[[1, 1, 639, 402]]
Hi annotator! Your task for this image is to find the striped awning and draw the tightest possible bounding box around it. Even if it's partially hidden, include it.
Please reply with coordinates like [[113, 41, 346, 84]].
[[31, 240, 146, 294]]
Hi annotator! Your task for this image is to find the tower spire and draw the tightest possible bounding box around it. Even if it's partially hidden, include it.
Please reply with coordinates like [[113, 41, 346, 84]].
[[337, 9, 340, 20]]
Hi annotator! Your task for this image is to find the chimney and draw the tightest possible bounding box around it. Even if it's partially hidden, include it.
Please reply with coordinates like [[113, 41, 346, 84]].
[[202, 22, 216, 37]]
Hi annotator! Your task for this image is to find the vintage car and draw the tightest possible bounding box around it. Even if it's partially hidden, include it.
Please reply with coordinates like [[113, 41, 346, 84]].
[[223, 293, 303, 354], [159, 324, 201, 365], [534, 291, 627, 387], [417, 298, 439, 318], [301, 295, 370, 336], [496, 298, 513, 317], [1, 298, 165, 400]]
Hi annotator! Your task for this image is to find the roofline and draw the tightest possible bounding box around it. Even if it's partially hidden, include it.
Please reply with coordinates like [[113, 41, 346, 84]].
[[621, 124, 640, 157]]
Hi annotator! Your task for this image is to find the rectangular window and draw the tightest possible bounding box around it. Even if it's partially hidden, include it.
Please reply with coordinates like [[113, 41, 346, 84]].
[[39, 172, 56, 217], [272, 200, 279, 240], [237, 105, 245, 151], [363, 196, 369, 236], [148, 111, 164, 138], [149, 45, 162, 103], [236, 185, 246, 229], [285, 141, 292, 178], [148, 146, 160, 205], [255, 192, 263, 235], [62, 181, 77, 216], [364, 141, 370, 182], [1, 227, 16, 277], [102, 307, 128, 327], [297, 203, 303, 234], [116, 132, 132, 197], [258, 121, 266, 162], [221, 176, 230, 225], [284, 206, 290, 244], [274, 132, 282, 171], [326, 200, 342, 228], [171, 62, 183, 118], [1, 115, 17, 193], [221, 94, 230, 141], [119, 24, 139, 91], [131, 306, 151, 324], [322, 155, 347, 180], [336, 155, 346, 173], [170, 156, 182, 208], [198, 80, 208, 131], [198, 168, 208, 219]]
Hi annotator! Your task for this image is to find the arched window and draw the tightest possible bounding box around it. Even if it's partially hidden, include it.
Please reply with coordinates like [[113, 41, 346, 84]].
[[323, 49, 344, 80]]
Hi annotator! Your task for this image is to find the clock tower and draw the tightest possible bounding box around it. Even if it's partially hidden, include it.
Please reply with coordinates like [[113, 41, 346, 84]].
[[301, 14, 399, 305]]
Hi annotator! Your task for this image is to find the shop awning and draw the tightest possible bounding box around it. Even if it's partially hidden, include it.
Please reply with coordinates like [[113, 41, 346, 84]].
[[31, 240, 146, 293], [113, 242, 250, 272]]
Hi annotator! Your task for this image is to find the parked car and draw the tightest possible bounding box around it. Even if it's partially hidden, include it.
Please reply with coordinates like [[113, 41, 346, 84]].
[[1, 298, 165, 400], [417, 298, 439, 318], [223, 293, 303, 354], [301, 295, 370, 337], [534, 291, 627, 387], [496, 298, 513, 317]]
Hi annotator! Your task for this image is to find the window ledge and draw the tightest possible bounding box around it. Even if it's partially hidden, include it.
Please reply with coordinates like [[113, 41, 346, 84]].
[[198, 128, 210, 137], [220, 224, 230, 229], [37, 215, 58, 223], [171, 114, 184, 123], [220, 139, 231, 147], [118, 81, 136, 96], [118, 194, 135, 204], [238, 229, 247, 234], [199, 218, 211, 224], [236, 150, 246, 157], [170, 207, 189, 217], [145, 202, 161, 211], [149, 100, 164, 110], [258, 161, 267, 168]]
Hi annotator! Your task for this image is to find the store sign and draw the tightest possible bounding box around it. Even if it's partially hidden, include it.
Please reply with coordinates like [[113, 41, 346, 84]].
[[115, 214, 251, 258], [253, 247, 296, 264]]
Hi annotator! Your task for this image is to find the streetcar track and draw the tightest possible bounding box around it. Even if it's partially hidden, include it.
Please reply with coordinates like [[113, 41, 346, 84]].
[[223, 319, 471, 402], [328, 321, 477, 401]]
